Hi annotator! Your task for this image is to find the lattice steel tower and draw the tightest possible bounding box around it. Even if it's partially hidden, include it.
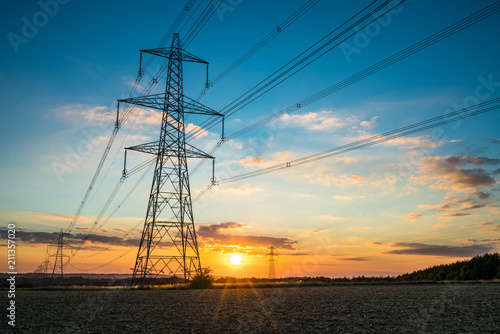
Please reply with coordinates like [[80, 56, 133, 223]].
[[267, 246, 278, 280], [120, 33, 223, 287], [49, 229, 70, 284]]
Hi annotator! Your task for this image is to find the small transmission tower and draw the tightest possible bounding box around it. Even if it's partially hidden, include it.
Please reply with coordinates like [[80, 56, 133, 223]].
[[121, 33, 223, 287], [49, 229, 70, 284], [267, 246, 278, 280]]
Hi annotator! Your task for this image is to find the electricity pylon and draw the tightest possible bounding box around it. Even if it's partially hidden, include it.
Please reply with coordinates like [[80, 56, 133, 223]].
[[49, 229, 70, 284], [267, 246, 278, 280], [121, 33, 223, 287]]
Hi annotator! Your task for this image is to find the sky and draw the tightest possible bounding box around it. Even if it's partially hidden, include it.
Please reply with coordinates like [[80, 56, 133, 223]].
[[1, 0, 499, 278]]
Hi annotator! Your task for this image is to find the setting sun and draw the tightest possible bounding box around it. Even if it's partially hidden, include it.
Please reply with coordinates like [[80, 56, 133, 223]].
[[230, 254, 243, 265]]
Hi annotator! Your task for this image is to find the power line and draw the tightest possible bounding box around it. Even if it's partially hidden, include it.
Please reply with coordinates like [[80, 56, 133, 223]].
[[230, 0, 500, 138], [113, 0, 406, 191], [188, 1, 500, 175], [183, 0, 225, 48], [197, 0, 321, 100], [187, 0, 404, 139], [218, 97, 500, 184]]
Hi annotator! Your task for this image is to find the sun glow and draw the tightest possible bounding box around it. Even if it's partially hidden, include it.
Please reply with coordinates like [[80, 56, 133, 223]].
[[230, 253, 243, 265]]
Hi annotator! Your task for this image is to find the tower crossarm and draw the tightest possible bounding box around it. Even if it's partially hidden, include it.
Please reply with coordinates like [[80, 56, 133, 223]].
[[119, 93, 166, 110], [183, 95, 223, 116], [126, 141, 214, 159], [141, 47, 209, 64], [118, 93, 222, 117]]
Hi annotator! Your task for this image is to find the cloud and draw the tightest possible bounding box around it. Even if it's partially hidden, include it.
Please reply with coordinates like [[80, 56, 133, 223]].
[[282, 110, 357, 131], [54, 105, 115, 124], [303, 173, 364, 187], [480, 225, 500, 234], [238, 151, 290, 168], [385, 135, 439, 149], [0, 228, 140, 247], [239, 156, 265, 167], [1, 229, 55, 244], [185, 123, 208, 138], [457, 204, 486, 212], [470, 191, 491, 199], [223, 185, 260, 195], [437, 203, 453, 211], [335, 157, 358, 165], [405, 213, 424, 221], [441, 212, 471, 218], [135, 108, 162, 125], [72, 233, 141, 247], [197, 222, 297, 250], [334, 195, 353, 201], [419, 155, 500, 190], [384, 242, 493, 257], [348, 175, 363, 185], [455, 238, 500, 245], [338, 257, 368, 261], [314, 215, 344, 222], [424, 190, 495, 218], [295, 193, 319, 199], [360, 116, 379, 129]]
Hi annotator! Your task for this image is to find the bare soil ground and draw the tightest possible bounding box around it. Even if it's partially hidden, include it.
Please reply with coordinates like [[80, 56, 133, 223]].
[[6, 284, 500, 333]]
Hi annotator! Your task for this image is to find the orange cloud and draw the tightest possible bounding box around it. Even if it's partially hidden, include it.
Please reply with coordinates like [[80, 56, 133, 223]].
[[282, 110, 357, 131], [239, 156, 265, 167], [360, 116, 379, 129], [197, 222, 297, 250], [419, 155, 500, 190], [406, 213, 424, 221]]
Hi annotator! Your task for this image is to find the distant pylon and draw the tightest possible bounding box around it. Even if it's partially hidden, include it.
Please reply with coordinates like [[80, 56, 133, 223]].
[[122, 33, 224, 287], [49, 229, 70, 284], [267, 246, 278, 280]]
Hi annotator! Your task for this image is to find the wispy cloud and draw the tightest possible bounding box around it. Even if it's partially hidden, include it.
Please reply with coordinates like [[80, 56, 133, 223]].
[[480, 225, 500, 234], [385, 242, 493, 257], [441, 212, 472, 218], [314, 215, 344, 222], [282, 110, 358, 131], [335, 157, 358, 165], [334, 195, 353, 201], [405, 213, 424, 221], [238, 151, 290, 168], [419, 155, 500, 190], [338, 257, 368, 261], [384, 135, 441, 150], [303, 173, 363, 187], [54, 104, 115, 124], [223, 185, 261, 196], [197, 222, 297, 250], [359, 116, 379, 129], [0, 228, 140, 248], [186, 123, 208, 138]]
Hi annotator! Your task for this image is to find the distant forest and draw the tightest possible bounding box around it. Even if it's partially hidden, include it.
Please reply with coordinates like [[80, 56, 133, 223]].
[[397, 252, 500, 281]]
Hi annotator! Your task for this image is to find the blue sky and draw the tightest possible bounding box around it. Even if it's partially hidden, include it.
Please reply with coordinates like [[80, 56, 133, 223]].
[[1, 0, 499, 277]]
